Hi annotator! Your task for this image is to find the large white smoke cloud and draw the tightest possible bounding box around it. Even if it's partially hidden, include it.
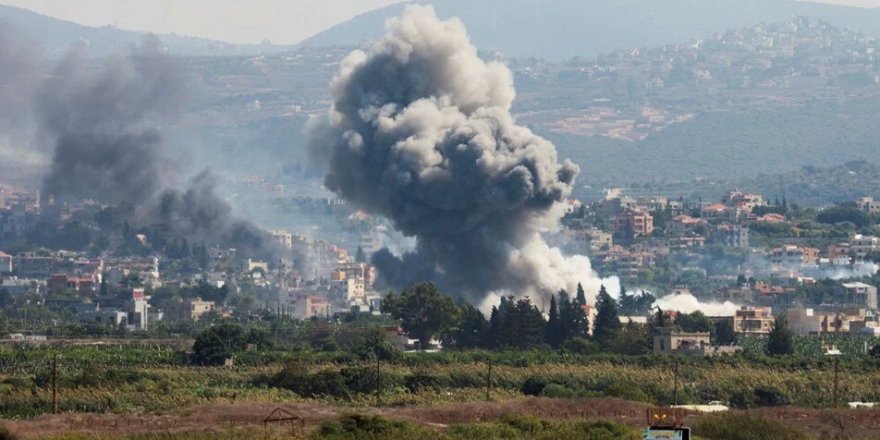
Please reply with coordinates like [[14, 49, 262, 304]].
[[654, 293, 740, 316], [309, 6, 615, 303]]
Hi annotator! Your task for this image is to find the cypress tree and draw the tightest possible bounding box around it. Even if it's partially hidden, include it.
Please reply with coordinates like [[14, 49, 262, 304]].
[[592, 285, 621, 347], [576, 282, 587, 305], [766, 315, 793, 356], [546, 293, 562, 347]]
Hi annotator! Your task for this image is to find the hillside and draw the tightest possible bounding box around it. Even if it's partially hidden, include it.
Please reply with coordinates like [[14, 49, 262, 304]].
[[0, 4, 291, 57], [301, 0, 880, 60]]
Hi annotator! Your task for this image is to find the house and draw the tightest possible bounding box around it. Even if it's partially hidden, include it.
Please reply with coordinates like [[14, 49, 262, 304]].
[[47, 274, 98, 295], [295, 295, 331, 319], [733, 306, 774, 335], [653, 328, 711, 355], [585, 228, 613, 251], [857, 196, 880, 215], [787, 307, 868, 335], [0, 251, 12, 274], [842, 282, 878, 310], [184, 298, 216, 321]]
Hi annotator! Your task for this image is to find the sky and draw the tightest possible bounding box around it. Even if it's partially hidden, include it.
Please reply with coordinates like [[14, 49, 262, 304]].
[[0, 0, 407, 45], [0, 0, 878, 45]]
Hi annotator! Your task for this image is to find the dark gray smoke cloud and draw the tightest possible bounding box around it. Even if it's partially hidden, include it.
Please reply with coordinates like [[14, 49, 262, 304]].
[[0, 32, 280, 260], [309, 6, 614, 303], [36, 38, 181, 205]]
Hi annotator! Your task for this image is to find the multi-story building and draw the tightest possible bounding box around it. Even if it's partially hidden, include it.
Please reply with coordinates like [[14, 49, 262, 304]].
[[857, 196, 880, 215], [842, 282, 878, 310], [183, 298, 216, 321], [850, 235, 879, 259], [653, 328, 711, 355], [770, 245, 819, 266], [613, 208, 654, 237], [733, 306, 774, 335], [585, 227, 613, 251], [270, 229, 294, 250], [716, 224, 749, 248], [47, 274, 98, 296], [0, 251, 11, 274]]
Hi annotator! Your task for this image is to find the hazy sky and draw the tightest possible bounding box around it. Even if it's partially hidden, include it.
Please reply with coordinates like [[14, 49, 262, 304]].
[[1, 0, 878, 45], [0, 0, 407, 44]]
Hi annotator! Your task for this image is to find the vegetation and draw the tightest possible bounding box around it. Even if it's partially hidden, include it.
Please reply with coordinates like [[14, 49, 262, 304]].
[[693, 414, 811, 440]]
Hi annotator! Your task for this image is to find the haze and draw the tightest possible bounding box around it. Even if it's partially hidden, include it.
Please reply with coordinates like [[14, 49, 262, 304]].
[[0, 0, 406, 44]]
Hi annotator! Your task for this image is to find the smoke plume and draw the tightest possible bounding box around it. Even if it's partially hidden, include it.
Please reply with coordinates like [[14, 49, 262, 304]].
[[0, 32, 280, 259], [309, 6, 612, 302], [654, 293, 740, 316]]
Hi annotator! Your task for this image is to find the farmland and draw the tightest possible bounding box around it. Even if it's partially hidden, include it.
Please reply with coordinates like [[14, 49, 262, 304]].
[[1, 344, 880, 439]]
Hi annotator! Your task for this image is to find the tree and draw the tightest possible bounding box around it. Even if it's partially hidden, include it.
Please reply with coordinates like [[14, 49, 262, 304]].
[[592, 285, 621, 347], [449, 305, 488, 349], [192, 322, 247, 365], [766, 315, 794, 356], [713, 319, 736, 346], [676, 311, 711, 333], [558, 290, 589, 343], [545, 293, 562, 347], [382, 283, 460, 347], [576, 283, 587, 305], [512, 297, 545, 348], [355, 246, 367, 263]]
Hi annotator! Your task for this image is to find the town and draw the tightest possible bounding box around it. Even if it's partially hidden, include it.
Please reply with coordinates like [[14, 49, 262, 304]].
[[2, 185, 878, 356]]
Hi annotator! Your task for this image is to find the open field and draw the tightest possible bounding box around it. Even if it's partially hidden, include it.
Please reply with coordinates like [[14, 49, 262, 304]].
[[2, 345, 880, 438], [2, 398, 880, 439]]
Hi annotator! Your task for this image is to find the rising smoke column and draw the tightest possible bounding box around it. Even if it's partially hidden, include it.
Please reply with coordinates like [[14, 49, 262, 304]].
[[309, 6, 614, 302], [29, 38, 278, 259], [36, 39, 181, 207]]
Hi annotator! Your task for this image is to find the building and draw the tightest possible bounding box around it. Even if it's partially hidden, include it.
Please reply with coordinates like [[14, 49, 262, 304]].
[[585, 228, 613, 251], [850, 235, 879, 259], [613, 208, 654, 237], [0, 251, 11, 274], [722, 191, 764, 212], [184, 298, 216, 321], [296, 295, 331, 319], [770, 245, 819, 266], [733, 306, 774, 335], [857, 196, 880, 215], [786, 307, 868, 335], [842, 282, 878, 310], [716, 224, 749, 248], [270, 229, 293, 250], [47, 274, 98, 296], [653, 328, 711, 355], [13, 253, 58, 278], [128, 288, 151, 331]]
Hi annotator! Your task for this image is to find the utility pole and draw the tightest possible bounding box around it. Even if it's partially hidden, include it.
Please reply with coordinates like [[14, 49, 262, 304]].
[[52, 354, 58, 414], [485, 360, 492, 401], [833, 355, 840, 409], [375, 357, 381, 406], [672, 362, 679, 407]]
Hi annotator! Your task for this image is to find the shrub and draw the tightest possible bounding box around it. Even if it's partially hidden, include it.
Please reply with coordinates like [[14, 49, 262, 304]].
[[0, 425, 16, 440], [315, 415, 438, 440], [520, 377, 547, 396]]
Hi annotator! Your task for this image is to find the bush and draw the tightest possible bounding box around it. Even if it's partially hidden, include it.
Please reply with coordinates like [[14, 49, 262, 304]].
[[521, 377, 547, 396], [693, 414, 812, 440], [315, 415, 437, 440], [0, 425, 16, 440]]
